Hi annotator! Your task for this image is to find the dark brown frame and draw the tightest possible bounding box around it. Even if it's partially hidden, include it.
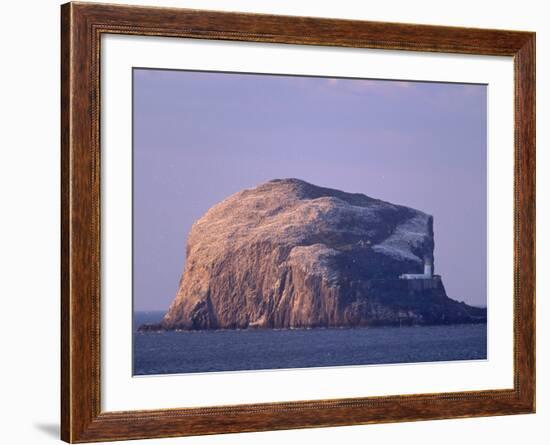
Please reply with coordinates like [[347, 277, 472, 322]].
[[61, 2, 536, 442]]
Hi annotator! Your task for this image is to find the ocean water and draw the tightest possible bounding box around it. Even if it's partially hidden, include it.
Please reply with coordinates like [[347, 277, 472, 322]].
[[133, 311, 487, 376]]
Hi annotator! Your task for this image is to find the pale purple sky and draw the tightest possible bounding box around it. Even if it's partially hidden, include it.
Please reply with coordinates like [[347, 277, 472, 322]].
[[133, 68, 487, 311]]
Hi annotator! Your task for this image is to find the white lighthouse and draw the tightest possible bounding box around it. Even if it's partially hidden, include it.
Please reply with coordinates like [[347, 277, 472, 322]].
[[423, 259, 433, 278]]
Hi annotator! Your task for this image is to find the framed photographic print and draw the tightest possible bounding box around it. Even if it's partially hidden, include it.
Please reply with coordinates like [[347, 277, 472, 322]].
[[61, 2, 535, 442]]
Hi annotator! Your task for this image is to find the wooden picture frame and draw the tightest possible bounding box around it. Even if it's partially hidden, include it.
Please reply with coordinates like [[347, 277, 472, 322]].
[[61, 2, 535, 442]]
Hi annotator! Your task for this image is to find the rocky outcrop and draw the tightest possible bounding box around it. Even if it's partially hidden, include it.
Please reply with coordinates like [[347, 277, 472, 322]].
[[140, 179, 486, 332]]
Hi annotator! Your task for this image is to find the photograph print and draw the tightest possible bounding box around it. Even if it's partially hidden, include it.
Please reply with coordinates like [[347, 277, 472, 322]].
[[133, 68, 487, 376]]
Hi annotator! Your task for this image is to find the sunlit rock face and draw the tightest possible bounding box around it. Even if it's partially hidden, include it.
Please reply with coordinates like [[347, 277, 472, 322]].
[[142, 179, 485, 332]]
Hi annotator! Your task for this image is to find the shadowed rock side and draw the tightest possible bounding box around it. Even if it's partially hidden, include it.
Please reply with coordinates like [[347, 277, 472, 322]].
[[139, 179, 486, 332]]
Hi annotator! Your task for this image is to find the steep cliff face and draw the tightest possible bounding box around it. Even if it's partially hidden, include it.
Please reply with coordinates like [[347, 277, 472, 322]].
[[142, 179, 485, 331]]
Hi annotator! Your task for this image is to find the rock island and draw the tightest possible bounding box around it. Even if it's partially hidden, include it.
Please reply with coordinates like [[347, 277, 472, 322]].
[[139, 179, 486, 331]]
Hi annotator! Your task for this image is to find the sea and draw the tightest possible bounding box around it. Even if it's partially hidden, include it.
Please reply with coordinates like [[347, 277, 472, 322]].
[[133, 311, 487, 376]]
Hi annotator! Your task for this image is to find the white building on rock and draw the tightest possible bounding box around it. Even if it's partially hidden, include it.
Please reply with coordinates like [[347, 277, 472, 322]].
[[399, 259, 433, 280]]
